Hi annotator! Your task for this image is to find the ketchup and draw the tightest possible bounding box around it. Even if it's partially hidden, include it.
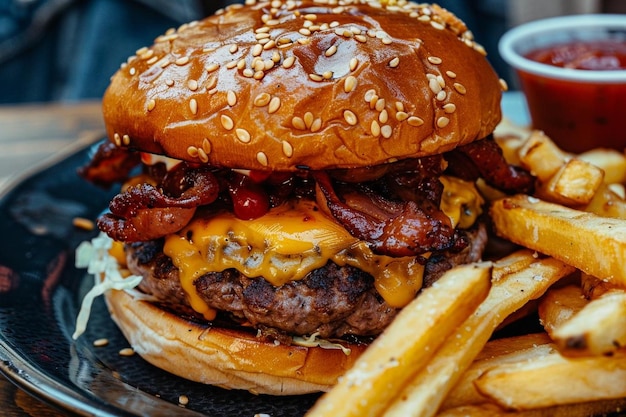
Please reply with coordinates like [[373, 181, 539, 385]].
[[518, 39, 626, 153], [525, 40, 626, 71]]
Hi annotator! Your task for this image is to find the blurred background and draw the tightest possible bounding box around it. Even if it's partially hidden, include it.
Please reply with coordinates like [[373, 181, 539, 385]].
[[1, 0, 625, 104]]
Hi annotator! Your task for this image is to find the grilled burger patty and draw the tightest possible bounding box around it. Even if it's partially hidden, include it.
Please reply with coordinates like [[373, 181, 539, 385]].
[[125, 223, 487, 339]]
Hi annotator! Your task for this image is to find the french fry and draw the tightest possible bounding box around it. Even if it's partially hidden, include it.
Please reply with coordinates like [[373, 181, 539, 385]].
[[438, 397, 626, 417], [517, 130, 569, 182], [442, 333, 553, 410], [490, 194, 626, 284], [536, 159, 604, 206], [580, 272, 616, 299], [550, 289, 626, 356], [578, 147, 626, 184], [474, 347, 626, 410], [384, 254, 575, 417], [306, 262, 492, 417], [537, 284, 588, 339], [582, 183, 626, 219]]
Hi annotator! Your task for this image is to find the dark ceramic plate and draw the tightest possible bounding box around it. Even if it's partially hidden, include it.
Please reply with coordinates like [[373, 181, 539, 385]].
[[0, 141, 320, 417]]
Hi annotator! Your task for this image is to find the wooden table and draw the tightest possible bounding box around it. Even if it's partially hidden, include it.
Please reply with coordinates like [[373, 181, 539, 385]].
[[0, 101, 105, 416]]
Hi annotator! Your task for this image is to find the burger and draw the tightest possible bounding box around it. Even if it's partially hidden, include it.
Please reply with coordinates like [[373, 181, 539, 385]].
[[75, 0, 533, 395]]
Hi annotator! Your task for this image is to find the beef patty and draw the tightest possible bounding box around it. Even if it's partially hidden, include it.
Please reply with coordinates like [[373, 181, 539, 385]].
[[125, 223, 487, 339]]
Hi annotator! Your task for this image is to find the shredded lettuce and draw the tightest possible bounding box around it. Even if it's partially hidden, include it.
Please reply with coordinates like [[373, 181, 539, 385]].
[[72, 233, 143, 340], [292, 332, 352, 355]]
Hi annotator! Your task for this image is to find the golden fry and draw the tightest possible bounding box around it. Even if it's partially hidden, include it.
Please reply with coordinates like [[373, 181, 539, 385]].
[[306, 263, 492, 417], [582, 183, 626, 220], [438, 398, 626, 417], [517, 130, 568, 182], [474, 348, 626, 410], [490, 194, 626, 284], [578, 148, 626, 184], [538, 285, 587, 339], [536, 159, 604, 206], [384, 255, 574, 417]]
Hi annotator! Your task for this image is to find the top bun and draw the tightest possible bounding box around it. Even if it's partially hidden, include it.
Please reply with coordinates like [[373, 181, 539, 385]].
[[102, 0, 505, 171]]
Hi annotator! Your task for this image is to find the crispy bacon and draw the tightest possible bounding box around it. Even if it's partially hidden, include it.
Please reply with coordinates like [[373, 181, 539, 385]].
[[446, 136, 534, 194], [313, 171, 458, 257], [78, 142, 141, 188], [98, 164, 219, 242]]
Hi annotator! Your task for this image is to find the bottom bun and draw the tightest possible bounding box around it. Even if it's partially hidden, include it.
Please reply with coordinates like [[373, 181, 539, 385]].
[[104, 288, 368, 395]]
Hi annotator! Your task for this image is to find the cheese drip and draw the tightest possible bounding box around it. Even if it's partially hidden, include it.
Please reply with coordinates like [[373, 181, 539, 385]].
[[163, 176, 483, 315]]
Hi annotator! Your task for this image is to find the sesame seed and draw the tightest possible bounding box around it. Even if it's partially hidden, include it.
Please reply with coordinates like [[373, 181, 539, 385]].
[[113, 133, 121, 146], [175, 56, 190, 65], [122, 134, 131, 146], [389, 57, 400, 68], [119, 347, 135, 357], [229, 44, 239, 53], [381, 125, 393, 138], [207, 63, 220, 73], [343, 110, 358, 125], [349, 58, 359, 71], [206, 76, 217, 90], [189, 98, 198, 115], [243, 68, 254, 77], [165, 79, 174, 87], [129, 67, 136, 75], [355, 34, 367, 43], [147, 99, 156, 111], [271, 51, 281, 62], [236, 128, 251, 143], [226, 60, 238, 69], [227, 90, 237, 106], [197, 147, 209, 163], [344, 76, 357, 93], [263, 40, 276, 50], [453, 83, 467, 95], [252, 44, 263, 56], [429, 78, 442, 94], [379, 109, 389, 124], [283, 56, 296, 69], [437, 116, 450, 128], [253, 71, 265, 80], [179, 395, 189, 406], [73, 217, 95, 231], [93, 338, 109, 347], [430, 21, 445, 30], [255, 32, 270, 40], [370, 120, 381, 137], [268, 96, 281, 113], [375, 98, 386, 112], [446, 70, 457, 78], [221, 115, 234, 130], [499, 78, 509, 91], [292, 116, 306, 130], [329, 21, 340, 28], [381, 37, 392, 45], [304, 13, 317, 21], [325, 45, 338, 57], [322, 71, 333, 80], [364, 89, 376, 102], [159, 58, 171, 68], [187, 145, 199, 158], [309, 73, 323, 82], [254, 58, 265, 71], [436, 90, 447, 101], [396, 111, 409, 121], [437, 75, 446, 88], [202, 138, 211, 155], [146, 56, 158, 65], [443, 103, 456, 113], [304, 112, 314, 129], [188, 80, 199, 91], [427, 56, 443, 65], [310, 118, 322, 132], [299, 28, 312, 36], [238, 59, 247, 70], [395, 101, 405, 112], [254, 92, 271, 107], [408, 116, 424, 127], [256, 151, 269, 167], [282, 140, 294, 157]]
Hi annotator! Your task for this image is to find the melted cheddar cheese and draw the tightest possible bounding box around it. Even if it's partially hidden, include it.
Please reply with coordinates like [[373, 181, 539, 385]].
[[163, 176, 483, 316]]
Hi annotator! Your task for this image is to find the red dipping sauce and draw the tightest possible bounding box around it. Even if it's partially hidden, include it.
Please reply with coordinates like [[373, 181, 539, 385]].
[[517, 40, 626, 152], [499, 16, 626, 153]]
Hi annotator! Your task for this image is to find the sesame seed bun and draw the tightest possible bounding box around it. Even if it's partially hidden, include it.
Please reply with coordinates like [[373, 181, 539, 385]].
[[102, 1, 505, 171], [104, 288, 367, 395]]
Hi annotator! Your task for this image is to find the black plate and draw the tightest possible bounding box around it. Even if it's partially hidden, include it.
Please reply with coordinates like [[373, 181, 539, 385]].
[[0, 142, 319, 417]]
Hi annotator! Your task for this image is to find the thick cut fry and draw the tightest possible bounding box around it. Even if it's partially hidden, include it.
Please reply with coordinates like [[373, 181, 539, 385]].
[[578, 148, 626, 184], [490, 194, 626, 284], [474, 349, 626, 410], [517, 130, 568, 182], [582, 183, 626, 219], [443, 333, 554, 410], [551, 289, 626, 356], [384, 255, 574, 417], [306, 263, 492, 417], [536, 159, 604, 206], [438, 398, 626, 417], [537, 285, 588, 339], [580, 272, 617, 299]]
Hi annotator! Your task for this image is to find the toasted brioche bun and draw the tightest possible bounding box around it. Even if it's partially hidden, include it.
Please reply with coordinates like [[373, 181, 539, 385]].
[[104, 288, 367, 395], [102, 1, 505, 171]]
